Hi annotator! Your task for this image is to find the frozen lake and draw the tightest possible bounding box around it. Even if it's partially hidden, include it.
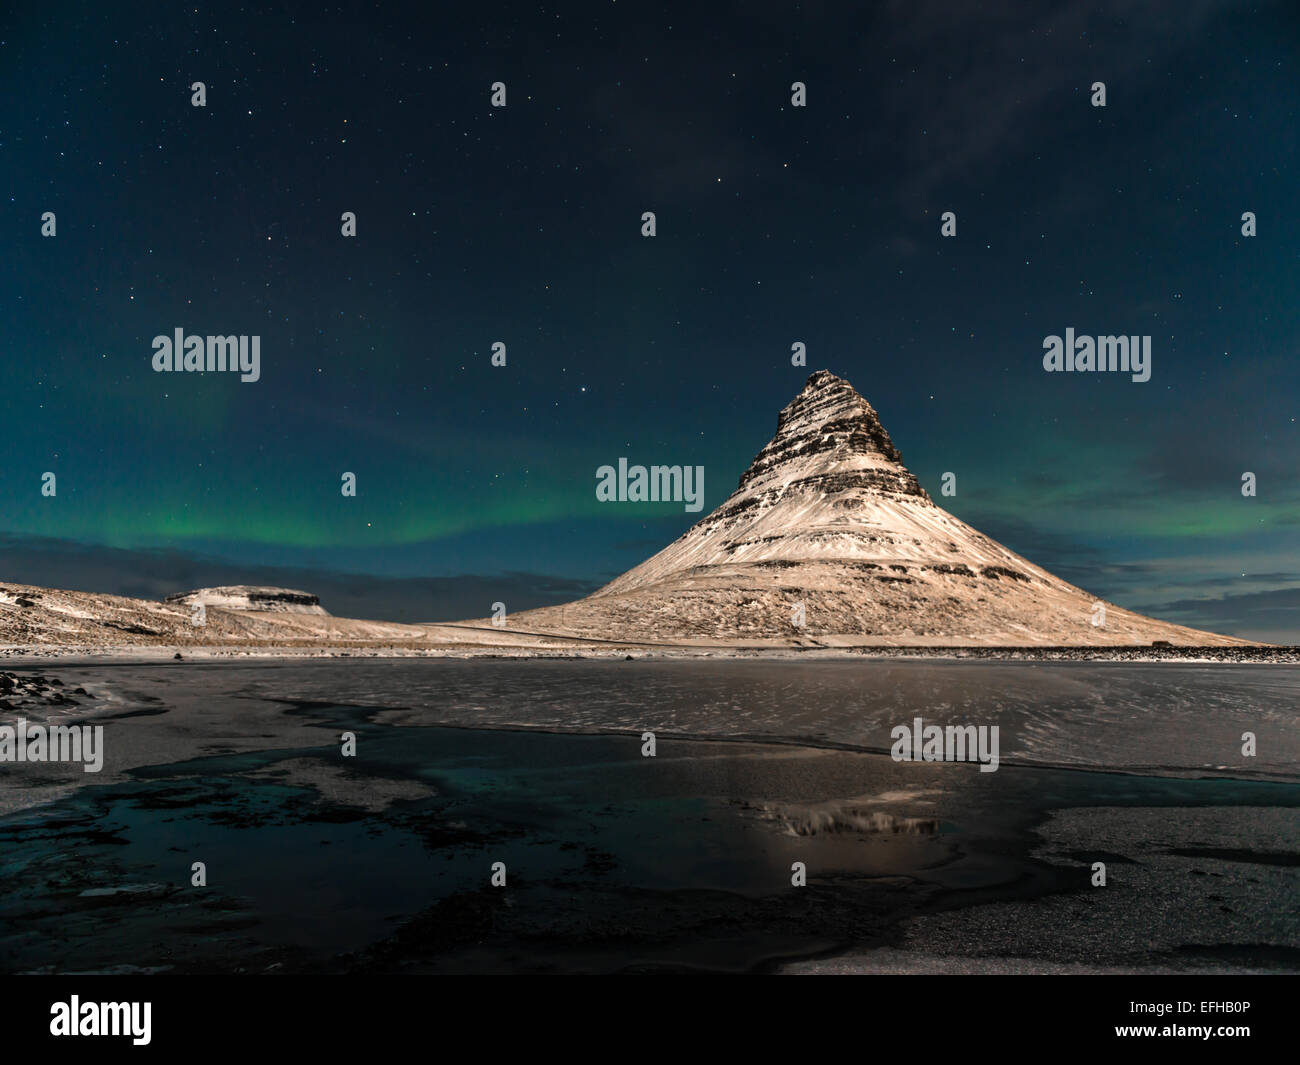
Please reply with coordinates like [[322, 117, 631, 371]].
[[0, 658, 1296, 973], [166, 657, 1300, 778]]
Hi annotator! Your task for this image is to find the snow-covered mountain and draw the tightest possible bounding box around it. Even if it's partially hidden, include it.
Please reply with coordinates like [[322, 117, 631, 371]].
[[0, 372, 1248, 652], [504, 370, 1243, 646]]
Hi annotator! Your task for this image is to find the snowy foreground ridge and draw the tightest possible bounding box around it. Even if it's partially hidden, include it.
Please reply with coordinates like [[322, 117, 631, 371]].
[[0, 372, 1247, 651]]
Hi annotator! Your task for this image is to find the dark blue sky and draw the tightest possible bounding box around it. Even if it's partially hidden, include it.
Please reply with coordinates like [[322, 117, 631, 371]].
[[2, 1, 1297, 639]]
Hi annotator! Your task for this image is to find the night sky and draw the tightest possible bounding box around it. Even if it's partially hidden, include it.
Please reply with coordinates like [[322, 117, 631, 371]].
[[2, 1, 1297, 640]]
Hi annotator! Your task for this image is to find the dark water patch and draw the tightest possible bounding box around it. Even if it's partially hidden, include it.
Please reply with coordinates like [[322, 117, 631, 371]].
[[1167, 944, 1300, 968], [1057, 850, 1139, 865], [0, 720, 953, 972], [1168, 847, 1300, 867], [94, 704, 169, 722]]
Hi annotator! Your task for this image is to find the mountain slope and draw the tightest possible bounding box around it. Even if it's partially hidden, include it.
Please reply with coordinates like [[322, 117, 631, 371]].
[[502, 371, 1243, 646], [0, 582, 425, 648]]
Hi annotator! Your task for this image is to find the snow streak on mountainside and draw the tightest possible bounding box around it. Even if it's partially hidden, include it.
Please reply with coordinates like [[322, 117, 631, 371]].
[[506, 371, 1244, 646]]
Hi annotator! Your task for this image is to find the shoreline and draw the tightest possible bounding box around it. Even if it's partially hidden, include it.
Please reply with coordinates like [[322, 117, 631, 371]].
[[2, 642, 1297, 665]]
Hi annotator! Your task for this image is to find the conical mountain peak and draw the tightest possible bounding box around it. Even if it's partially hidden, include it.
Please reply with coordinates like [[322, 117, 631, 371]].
[[736, 369, 929, 503], [502, 370, 1242, 647]]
